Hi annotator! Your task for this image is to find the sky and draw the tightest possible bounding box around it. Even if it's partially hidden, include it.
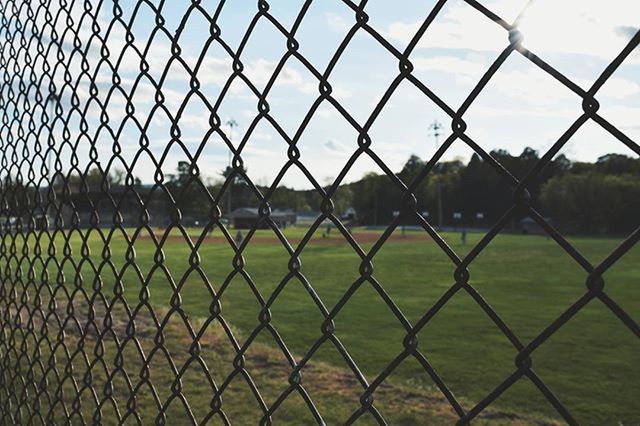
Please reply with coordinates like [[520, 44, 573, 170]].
[[4, 0, 640, 189]]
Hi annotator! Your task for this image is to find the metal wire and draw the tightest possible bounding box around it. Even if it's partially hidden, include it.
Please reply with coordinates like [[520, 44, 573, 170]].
[[0, 0, 638, 424]]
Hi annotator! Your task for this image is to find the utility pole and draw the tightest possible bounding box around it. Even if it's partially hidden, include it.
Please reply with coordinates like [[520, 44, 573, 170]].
[[225, 118, 237, 217], [374, 190, 378, 226], [429, 120, 443, 230], [45, 93, 59, 185], [44, 92, 59, 230]]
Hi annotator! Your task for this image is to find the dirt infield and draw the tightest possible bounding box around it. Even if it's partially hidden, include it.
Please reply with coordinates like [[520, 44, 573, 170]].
[[136, 231, 432, 246]]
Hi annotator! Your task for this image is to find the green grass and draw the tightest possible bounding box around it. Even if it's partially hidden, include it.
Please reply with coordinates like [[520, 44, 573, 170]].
[[0, 303, 559, 425], [2, 226, 638, 424]]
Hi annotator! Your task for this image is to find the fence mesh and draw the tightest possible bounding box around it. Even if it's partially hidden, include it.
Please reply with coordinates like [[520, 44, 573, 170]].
[[0, 0, 639, 424]]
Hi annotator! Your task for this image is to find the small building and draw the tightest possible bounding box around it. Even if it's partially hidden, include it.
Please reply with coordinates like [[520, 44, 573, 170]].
[[41, 185, 173, 229], [229, 207, 296, 229], [520, 216, 554, 235], [341, 207, 357, 221], [296, 210, 321, 225]]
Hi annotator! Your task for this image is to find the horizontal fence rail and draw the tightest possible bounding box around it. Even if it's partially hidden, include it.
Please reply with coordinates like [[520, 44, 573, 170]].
[[0, 0, 639, 424]]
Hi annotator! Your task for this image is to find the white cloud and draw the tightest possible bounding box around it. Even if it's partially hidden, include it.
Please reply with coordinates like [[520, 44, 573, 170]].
[[476, 66, 640, 107], [488, 67, 578, 105], [598, 77, 640, 99], [411, 55, 488, 86], [178, 113, 210, 130], [212, 58, 317, 94], [331, 85, 353, 99], [242, 145, 281, 158], [412, 56, 487, 76], [469, 105, 577, 119], [251, 131, 274, 141], [381, 0, 640, 61], [316, 109, 334, 119], [324, 139, 349, 154], [381, 2, 506, 53], [325, 12, 352, 33], [600, 105, 640, 130], [517, 0, 640, 61], [196, 56, 234, 86]]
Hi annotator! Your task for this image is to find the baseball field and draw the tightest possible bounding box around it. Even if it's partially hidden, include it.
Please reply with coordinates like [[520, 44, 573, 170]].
[[4, 226, 639, 424]]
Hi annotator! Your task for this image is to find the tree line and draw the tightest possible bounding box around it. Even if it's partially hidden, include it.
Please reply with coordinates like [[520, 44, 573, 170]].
[[203, 148, 639, 234], [1, 148, 638, 234]]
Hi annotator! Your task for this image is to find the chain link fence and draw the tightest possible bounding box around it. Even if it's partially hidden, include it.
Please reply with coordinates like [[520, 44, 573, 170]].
[[0, 0, 639, 424]]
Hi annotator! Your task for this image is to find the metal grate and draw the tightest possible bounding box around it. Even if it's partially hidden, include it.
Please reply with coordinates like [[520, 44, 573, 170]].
[[0, 0, 638, 424]]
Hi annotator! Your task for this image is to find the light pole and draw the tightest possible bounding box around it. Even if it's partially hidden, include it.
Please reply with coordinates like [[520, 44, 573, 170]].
[[45, 92, 60, 185], [429, 120, 443, 230], [225, 118, 237, 216], [43, 92, 60, 230]]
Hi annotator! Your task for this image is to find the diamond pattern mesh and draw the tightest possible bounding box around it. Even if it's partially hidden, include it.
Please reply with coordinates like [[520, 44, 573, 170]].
[[0, 0, 638, 424]]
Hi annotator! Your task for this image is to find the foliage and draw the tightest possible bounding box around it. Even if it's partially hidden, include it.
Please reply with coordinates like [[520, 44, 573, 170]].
[[541, 172, 640, 234], [164, 150, 640, 233], [0, 174, 35, 218], [4, 150, 638, 234]]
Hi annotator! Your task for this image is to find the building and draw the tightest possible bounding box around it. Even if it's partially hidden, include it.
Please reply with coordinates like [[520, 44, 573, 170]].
[[42, 185, 172, 229], [296, 210, 321, 225], [229, 207, 296, 229], [519, 216, 554, 235]]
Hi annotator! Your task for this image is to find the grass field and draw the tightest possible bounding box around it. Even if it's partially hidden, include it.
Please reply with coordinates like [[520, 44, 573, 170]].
[[2, 226, 638, 424]]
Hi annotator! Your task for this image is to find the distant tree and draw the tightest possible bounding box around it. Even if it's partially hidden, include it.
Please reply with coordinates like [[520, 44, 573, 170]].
[[166, 161, 211, 220], [324, 183, 353, 217], [457, 153, 507, 224], [595, 154, 640, 175], [219, 163, 250, 211], [350, 172, 382, 225], [541, 172, 640, 233], [88, 167, 127, 188], [270, 186, 302, 211], [112, 168, 126, 186], [0, 175, 34, 218], [398, 155, 425, 182], [127, 151, 640, 232], [51, 167, 130, 195]]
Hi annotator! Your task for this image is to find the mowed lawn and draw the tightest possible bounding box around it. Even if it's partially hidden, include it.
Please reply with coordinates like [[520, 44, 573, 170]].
[[11, 226, 640, 424]]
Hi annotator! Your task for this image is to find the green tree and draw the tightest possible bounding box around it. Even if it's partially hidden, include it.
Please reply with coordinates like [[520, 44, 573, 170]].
[[167, 161, 212, 220], [541, 172, 640, 234]]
